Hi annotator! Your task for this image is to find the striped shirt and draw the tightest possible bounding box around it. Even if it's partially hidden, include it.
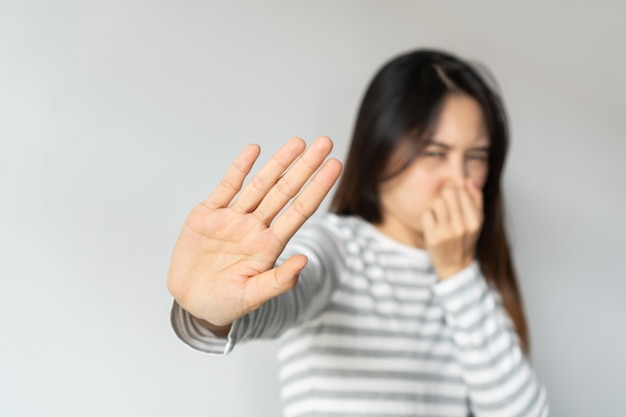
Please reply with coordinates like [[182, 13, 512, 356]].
[[171, 213, 548, 417]]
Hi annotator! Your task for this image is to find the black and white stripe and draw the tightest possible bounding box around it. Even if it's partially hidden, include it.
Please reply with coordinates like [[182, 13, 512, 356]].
[[171, 213, 548, 416]]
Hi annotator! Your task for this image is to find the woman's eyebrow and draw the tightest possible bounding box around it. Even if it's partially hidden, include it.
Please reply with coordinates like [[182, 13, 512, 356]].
[[425, 141, 491, 151], [425, 140, 451, 149]]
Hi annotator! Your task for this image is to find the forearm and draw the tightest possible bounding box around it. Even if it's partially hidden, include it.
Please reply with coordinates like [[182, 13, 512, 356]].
[[434, 263, 549, 417], [170, 269, 329, 354], [173, 260, 333, 353]]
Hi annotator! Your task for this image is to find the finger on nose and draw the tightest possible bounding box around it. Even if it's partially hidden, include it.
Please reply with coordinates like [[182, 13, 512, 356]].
[[441, 183, 456, 197]]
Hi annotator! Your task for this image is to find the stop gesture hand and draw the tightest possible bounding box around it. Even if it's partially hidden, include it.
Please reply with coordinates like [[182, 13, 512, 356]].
[[167, 136, 342, 327]]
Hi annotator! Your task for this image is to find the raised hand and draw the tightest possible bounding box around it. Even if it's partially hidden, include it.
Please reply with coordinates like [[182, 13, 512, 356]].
[[167, 136, 342, 328], [421, 179, 484, 280]]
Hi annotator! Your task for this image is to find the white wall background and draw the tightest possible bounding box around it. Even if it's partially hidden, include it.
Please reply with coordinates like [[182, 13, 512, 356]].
[[1, 1, 625, 416]]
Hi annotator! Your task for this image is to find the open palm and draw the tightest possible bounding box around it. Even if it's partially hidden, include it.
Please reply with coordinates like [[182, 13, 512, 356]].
[[167, 137, 342, 327]]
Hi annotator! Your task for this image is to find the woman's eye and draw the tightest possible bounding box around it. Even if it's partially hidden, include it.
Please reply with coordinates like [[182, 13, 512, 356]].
[[424, 151, 445, 158], [467, 154, 489, 162]]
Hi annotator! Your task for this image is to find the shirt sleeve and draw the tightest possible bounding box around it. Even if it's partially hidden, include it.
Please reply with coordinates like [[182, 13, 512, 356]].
[[432, 262, 549, 417], [169, 216, 343, 355]]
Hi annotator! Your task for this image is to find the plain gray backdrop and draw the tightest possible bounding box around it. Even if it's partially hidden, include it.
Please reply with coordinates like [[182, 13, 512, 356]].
[[1, 1, 625, 416]]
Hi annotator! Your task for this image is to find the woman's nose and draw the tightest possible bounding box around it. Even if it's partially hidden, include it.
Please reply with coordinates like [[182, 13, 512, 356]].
[[445, 162, 467, 187]]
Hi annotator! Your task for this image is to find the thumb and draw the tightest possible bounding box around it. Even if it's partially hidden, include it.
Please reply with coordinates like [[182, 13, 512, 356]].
[[273, 254, 308, 289], [242, 254, 307, 312]]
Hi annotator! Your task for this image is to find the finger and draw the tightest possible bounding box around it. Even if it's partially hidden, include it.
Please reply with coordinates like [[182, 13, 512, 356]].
[[270, 158, 342, 244], [458, 185, 482, 233], [430, 196, 448, 228], [465, 178, 484, 215], [421, 208, 437, 243], [203, 144, 261, 209], [232, 137, 307, 213], [255, 136, 334, 225], [242, 254, 308, 312], [441, 185, 464, 234]]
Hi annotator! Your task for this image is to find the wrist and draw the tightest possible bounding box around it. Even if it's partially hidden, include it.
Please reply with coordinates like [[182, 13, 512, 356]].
[[436, 259, 474, 280], [193, 316, 233, 338]]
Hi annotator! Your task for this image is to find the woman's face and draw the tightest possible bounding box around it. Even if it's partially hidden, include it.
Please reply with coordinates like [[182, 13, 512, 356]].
[[376, 93, 490, 248]]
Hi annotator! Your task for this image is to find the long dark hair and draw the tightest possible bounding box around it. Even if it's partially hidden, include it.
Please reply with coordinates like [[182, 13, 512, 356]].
[[331, 49, 529, 354]]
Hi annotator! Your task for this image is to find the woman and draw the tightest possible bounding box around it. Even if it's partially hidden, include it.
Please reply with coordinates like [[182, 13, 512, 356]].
[[167, 49, 549, 416]]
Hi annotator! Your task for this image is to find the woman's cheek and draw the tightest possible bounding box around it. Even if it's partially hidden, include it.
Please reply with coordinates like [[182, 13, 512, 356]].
[[420, 172, 446, 202], [469, 176, 485, 190], [414, 179, 440, 224], [473, 170, 489, 189], [466, 161, 489, 189]]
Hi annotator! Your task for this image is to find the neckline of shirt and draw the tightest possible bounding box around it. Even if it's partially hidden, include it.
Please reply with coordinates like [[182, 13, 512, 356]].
[[339, 214, 433, 269]]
